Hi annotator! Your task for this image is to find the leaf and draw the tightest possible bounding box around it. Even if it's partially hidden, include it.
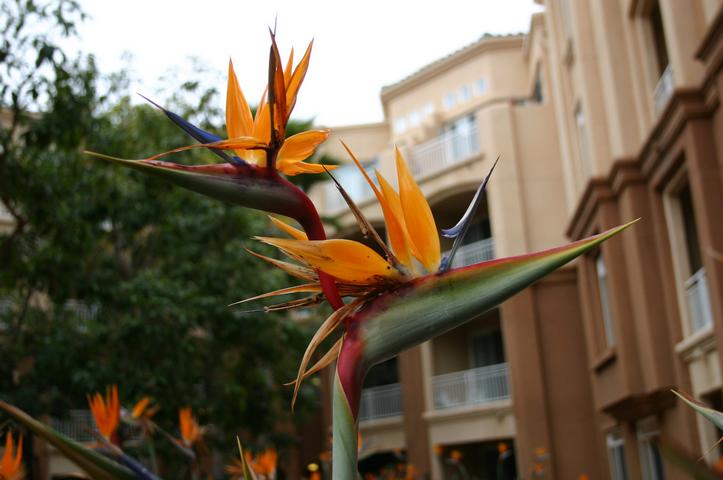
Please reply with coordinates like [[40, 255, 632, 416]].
[[0, 400, 137, 480], [673, 390, 723, 431]]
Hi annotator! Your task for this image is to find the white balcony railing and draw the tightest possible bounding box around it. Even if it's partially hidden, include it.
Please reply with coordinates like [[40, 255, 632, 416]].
[[410, 129, 480, 177], [444, 238, 495, 269], [51, 410, 96, 443], [686, 268, 714, 333], [324, 162, 377, 212], [51, 409, 143, 443], [432, 363, 510, 410], [653, 64, 674, 114], [359, 383, 403, 421]]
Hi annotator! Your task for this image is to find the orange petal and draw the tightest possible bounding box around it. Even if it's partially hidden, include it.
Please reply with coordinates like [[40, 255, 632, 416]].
[[284, 47, 294, 86], [2, 432, 13, 472], [269, 216, 308, 240], [395, 148, 440, 272], [226, 60, 254, 141], [376, 172, 420, 265], [131, 397, 151, 419], [255, 237, 402, 285], [13, 434, 22, 472], [276, 130, 330, 173], [252, 92, 271, 144], [268, 32, 287, 140], [279, 161, 337, 176], [285, 40, 313, 120], [244, 248, 317, 281], [341, 141, 412, 268]]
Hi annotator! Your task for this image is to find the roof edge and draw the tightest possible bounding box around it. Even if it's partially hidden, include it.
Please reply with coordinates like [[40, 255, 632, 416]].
[[380, 33, 526, 103]]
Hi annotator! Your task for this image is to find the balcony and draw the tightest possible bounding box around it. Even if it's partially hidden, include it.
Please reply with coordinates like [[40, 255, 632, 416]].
[[323, 160, 378, 213], [359, 383, 403, 422], [653, 64, 674, 114], [686, 268, 714, 333], [410, 128, 480, 178], [51, 409, 143, 443], [443, 238, 495, 269], [432, 363, 510, 410], [51, 410, 96, 443]]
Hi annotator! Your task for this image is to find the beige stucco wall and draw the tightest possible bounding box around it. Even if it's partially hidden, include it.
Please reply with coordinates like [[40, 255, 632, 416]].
[[359, 416, 407, 453]]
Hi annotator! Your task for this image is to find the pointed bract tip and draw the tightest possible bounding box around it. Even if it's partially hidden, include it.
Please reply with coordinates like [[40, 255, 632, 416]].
[[137, 92, 163, 111]]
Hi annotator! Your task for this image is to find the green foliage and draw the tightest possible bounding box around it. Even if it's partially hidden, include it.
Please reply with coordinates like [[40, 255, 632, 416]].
[[0, 1, 327, 477]]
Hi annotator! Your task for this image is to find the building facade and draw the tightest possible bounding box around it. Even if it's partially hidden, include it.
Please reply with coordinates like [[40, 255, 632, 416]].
[[311, 1, 723, 478]]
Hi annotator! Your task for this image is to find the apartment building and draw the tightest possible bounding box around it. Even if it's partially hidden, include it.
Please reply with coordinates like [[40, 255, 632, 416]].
[[310, 1, 723, 478]]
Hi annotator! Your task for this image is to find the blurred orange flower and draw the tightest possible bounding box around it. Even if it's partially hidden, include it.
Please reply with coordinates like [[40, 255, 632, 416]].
[[0, 431, 24, 480], [87, 385, 120, 441], [178, 407, 202, 447]]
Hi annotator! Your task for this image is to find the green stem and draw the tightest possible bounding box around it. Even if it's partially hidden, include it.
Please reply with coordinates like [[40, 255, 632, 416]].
[[332, 368, 359, 480], [146, 436, 159, 475]]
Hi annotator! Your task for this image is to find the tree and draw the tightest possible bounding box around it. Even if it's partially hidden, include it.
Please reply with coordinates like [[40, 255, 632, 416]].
[[0, 2, 326, 477]]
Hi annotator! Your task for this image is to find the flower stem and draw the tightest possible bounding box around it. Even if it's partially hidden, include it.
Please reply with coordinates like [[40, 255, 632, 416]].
[[277, 174, 344, 310], [332, 367, 359, 480]]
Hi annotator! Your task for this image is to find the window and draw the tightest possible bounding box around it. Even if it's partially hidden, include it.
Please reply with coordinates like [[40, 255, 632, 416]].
[[422, 102, 435, 117], [443, 114, 479, 161], [325, 158, 379, 211], [648, 2, 670, 77], [575, 103, 593, 177], [409, 110, 421, 127], [637, 418, 665, 480], [475, 77, 487, 95], [678, 185, 703, 276], [459, 85, 471, 102], [444, 92, 457, 109], [532, 65, 544, 103], [596, 254, 616, 348], [677, 183, 714, 333], [470, 328, 505, 368], [607, 432, 628, 480], [394, 117, 408, 134]]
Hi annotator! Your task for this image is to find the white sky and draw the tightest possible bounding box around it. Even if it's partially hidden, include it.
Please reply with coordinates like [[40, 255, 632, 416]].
[[72, 1, 543, 126]]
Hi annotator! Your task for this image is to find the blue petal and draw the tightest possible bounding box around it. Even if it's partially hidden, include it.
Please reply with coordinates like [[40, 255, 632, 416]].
[[440, 157, 499, 272], [139, 94, 246, 166]]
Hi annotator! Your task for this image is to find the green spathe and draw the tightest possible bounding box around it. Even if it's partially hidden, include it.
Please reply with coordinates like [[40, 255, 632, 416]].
[[358, 221, 637, 370]]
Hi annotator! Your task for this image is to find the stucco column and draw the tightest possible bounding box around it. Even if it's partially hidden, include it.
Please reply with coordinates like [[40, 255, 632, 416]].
[[501, 289, 556, 477], [398, 346, 431, 476]]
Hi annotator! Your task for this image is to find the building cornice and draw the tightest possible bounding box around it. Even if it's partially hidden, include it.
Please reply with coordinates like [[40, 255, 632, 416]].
[[380, 35, 525, 103], [695, 5, 723, 62], [321, 121, 388, 132]]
